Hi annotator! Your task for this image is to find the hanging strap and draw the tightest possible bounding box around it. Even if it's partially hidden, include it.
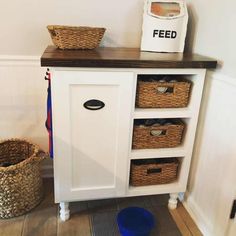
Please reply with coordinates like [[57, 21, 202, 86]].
[[45, 69, 53, 158]]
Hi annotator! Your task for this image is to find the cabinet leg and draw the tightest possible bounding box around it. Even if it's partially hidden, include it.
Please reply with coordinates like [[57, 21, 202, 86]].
[[168, 193, 178, 210], [59, 202, 70, 221]]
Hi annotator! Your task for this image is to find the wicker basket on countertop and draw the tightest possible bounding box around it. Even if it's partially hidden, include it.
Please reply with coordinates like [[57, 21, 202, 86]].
[[130, 158, 179, 186], [47, 25, 106, 50], [0, 139, 48, 218]]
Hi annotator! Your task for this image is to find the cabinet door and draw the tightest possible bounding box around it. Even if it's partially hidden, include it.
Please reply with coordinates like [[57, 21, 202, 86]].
[[51, 70, 135, 202]]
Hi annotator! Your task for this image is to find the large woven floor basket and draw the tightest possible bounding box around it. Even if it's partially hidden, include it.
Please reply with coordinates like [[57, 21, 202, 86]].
[[47, 25, 106, 49], [0, 139, 47, 218]]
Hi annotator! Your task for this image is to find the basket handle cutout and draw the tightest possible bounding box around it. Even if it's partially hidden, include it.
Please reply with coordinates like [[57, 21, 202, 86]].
[[150, 129, 166, 136], [155, 86, 174, 94], [147, 168, 162, 174], [48, 28, 57, 37], [83, 99, 105, 111], [34, 149, 49, 161]]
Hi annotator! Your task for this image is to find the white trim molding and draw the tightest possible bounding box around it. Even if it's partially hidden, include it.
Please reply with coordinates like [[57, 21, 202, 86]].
[[183, 191, 212, 236], [207, 70, 236, 87], [0, 55, 40, 67]]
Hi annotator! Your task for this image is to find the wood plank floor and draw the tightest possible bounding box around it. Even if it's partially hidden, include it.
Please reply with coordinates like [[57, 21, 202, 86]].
[[0, 179, 202, 236]]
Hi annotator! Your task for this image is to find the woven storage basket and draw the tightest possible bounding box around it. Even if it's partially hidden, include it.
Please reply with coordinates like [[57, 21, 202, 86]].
[[136, 76, 191, 108], [0, 139, 47, 219], [47, 25, 106, 49], [130, 158, 179, 186], [132, 119, 185, 149]]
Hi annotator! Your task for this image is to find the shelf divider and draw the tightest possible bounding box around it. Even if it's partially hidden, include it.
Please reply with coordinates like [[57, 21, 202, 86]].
[[130, 146, 186, 159], [127, 182, 185, 196], [134, 107, 192, 119]]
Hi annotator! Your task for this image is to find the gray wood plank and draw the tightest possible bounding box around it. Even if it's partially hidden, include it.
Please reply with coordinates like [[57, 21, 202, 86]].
[[57, 212, 91, 236], [0, 215, 25, 236], [57, 201, 91, 236], [21, 178, 57, 236], [91, 210, 120, 236], [22, 206, 57, 236], [149, 206, 182, 236]]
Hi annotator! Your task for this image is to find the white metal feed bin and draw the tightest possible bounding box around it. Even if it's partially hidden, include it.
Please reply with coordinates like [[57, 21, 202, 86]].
[[141, 0, 188, 53]]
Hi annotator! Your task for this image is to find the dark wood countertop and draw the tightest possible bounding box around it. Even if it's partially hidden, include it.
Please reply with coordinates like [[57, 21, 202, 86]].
[[41, 46, 217, 69]]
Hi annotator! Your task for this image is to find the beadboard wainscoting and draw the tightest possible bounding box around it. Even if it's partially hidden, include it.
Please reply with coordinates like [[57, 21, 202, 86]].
[[184, 71, 236, 236], [0, 56, 53, 177]]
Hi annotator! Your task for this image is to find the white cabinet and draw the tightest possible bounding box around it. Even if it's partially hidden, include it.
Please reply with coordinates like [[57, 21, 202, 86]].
[[51, 70, 135, 204], [41, 46, 216, 221], [50, 68, 206, 220]]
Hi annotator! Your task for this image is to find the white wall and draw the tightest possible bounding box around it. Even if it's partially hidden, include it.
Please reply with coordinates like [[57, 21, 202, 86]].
[[0, 0, 144, 55], [0, 59, 46, 145], [186, 0, 236, 77], [0, 58, 52, 176], [185, 0, 236, 235]]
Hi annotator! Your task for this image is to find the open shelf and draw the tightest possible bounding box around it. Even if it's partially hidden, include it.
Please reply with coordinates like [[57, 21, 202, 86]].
[[127, 182, 185, 197], [134, 107, 192, 119], [130, 146, 186, 159]]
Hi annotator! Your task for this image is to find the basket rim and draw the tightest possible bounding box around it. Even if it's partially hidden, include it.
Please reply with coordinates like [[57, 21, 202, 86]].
[[134, 124, 184, 130], [132, 157, 179, 165], [47, 25, 106, 31], [0, 138, 48, 172], [138, 81, 191, 86], [134, 119, 185, 128]]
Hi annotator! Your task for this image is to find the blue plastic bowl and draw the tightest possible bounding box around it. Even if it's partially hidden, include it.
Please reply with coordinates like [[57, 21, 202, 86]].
[[117, 207, 155, 236]]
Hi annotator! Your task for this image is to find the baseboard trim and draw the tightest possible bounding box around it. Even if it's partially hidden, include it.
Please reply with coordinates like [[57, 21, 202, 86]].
[[183, 192, 212, 236]]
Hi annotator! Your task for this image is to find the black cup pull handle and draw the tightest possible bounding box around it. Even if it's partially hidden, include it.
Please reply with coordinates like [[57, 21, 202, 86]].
[[147, 168, 162, 174], [83, 99, 105, 110]]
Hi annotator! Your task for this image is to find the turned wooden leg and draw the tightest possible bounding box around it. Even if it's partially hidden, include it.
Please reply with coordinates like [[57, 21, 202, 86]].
[[60, 202, 70, 221], [168, 193, 178, 210]]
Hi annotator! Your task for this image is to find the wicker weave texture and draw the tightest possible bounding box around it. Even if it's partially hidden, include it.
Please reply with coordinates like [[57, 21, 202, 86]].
[[136, 80, 191, 108], [132, 121, 184, 149], [130, 158, 179, 186], [0, 139, 47, 219], [47, 25, 106, 50]]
